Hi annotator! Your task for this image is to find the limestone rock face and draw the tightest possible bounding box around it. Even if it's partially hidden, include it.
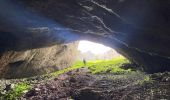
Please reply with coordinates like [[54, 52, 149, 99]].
[[0, 43, 78, 78], [0, 0, 170, 75]]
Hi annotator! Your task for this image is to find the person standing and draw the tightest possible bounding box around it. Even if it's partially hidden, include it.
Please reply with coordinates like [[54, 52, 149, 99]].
[[83, 58, 86, 66]]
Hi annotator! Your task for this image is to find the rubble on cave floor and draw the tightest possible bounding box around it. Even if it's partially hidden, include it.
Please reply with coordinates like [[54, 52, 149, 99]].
[[15, 68, 170, 100]]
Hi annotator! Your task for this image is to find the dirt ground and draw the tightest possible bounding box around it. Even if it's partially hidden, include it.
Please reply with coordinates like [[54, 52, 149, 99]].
[[20, 68, 170, 100]]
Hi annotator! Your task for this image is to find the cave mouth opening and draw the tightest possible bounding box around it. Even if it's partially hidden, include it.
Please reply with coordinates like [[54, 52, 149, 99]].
[[74, 40, 136, 75], [77, 40, 123, 61]]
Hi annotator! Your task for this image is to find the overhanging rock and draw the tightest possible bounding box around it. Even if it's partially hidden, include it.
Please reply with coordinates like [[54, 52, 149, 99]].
[[0, 0, 170, 76]]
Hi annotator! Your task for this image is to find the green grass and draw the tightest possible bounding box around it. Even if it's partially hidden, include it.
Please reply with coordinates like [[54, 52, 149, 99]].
[[46, 56, 131, 80], [48, 62, 85, 79], [71, 56, 132, 74], [2, 82, 31, 100]]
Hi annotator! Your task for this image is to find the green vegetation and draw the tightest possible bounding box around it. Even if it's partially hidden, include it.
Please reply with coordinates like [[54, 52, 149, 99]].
[[137, 75, 153, 85], [72, 56, 132, 74], [49, 64, 83, 77], [2, 82, 31, 100], [143, 76, 151, 82]]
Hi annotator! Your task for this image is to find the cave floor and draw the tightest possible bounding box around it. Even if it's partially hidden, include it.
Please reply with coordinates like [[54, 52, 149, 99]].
[[20, 68, 170, 100], [0, 68, 170, 100]]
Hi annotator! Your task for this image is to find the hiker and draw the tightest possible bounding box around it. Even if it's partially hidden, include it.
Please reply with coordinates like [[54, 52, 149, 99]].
[[83, 58, 86, 66]]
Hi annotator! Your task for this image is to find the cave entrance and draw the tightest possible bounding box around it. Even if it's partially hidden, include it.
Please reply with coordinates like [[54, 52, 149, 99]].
[[74, 40, 134, 74], [77, 40, 123, 61]]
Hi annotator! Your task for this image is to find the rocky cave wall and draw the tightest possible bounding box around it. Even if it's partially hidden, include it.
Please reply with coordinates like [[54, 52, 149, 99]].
[[0, 42, 78, 78], [0, 0, 170, 78]]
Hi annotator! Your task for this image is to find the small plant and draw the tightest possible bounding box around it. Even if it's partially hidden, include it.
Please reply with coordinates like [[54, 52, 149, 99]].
[[144, 76, 151, 82], [138, 75, 152, 85], [3, 82, 31, 100]]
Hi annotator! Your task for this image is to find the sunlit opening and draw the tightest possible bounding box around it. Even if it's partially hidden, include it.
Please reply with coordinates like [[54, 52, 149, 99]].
[[78, 40, 122, 61], [78, 40, 111, 54]]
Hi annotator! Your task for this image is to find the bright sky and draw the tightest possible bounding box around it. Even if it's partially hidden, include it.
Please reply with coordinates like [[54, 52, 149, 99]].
[[78, 40, 111, 54]]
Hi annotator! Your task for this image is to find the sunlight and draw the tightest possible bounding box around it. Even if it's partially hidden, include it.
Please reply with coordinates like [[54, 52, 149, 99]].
[[78, 40, 111, 54]]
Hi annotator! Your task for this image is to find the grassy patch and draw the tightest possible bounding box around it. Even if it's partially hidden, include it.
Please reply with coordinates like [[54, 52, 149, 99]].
[[2, 82, 31, 100], [72, 56, 132, 74], [49, 63, 84, 78]]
